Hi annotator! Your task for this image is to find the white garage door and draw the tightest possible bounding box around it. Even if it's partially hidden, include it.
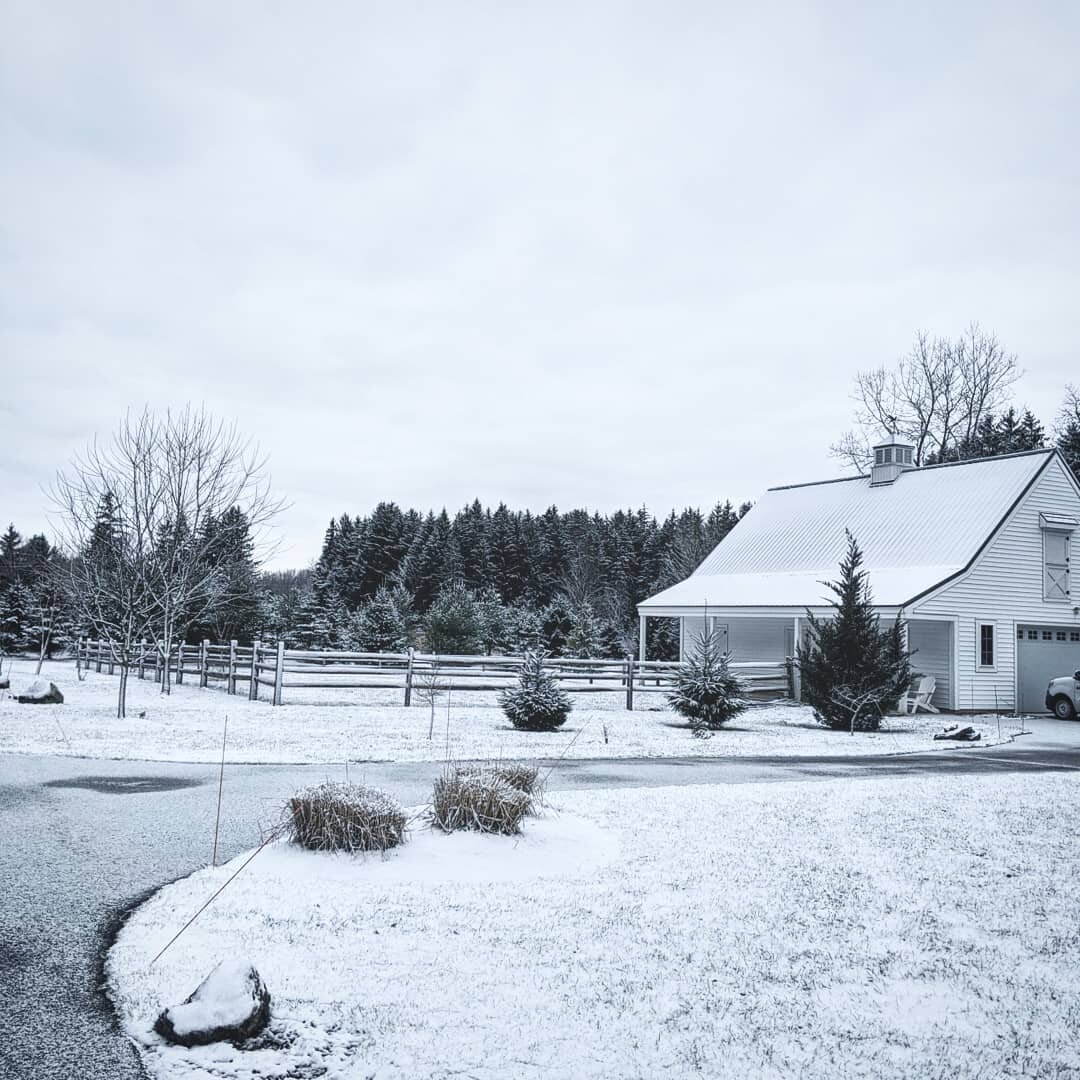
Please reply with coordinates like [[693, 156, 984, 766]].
[[1017, 625, 1080, 713]]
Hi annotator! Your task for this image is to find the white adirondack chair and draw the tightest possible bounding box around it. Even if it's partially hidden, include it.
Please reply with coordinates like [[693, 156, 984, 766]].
[[900, 675, 938, 714]]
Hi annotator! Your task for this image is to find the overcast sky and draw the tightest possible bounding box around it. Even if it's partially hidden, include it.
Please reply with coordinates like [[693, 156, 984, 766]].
[[2, 2, 1077, 569]]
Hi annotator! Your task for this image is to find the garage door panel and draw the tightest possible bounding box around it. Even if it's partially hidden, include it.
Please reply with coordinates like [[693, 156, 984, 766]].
[[1018, 626, 1080, 713]]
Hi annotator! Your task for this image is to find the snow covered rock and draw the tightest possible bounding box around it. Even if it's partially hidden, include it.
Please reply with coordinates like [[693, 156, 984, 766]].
[[153, 960, 271, 1048], [0, 675, 9, 690], [16, 679, 63, 704]]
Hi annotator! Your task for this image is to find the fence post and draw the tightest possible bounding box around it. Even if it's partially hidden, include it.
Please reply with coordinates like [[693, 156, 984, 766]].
[[228, 640, 238, 695], [200, 639, 209, 688], [76, 637, 83, 679], [272, 640, 285, 706], [96, 641, 103, 673], [107, 645, 114, 676], [404, 648, 414, 707], [154, 645, 162, 685], [249, 641, 261, 701], [625, 657, 634, 710], [177, 643, 185, 684], [137, 640, 146, 680]]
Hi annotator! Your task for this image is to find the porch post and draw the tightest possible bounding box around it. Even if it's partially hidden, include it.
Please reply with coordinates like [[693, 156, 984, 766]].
[[791, 615, 801, 701], [638, 614, 647, 662]]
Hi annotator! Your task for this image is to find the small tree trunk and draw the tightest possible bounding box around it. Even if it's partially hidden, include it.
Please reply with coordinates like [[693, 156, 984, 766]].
[[117, 664, 129, 719]]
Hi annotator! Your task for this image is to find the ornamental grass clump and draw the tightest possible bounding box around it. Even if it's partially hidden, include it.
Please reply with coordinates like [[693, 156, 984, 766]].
[[667, 627, 746, 737], [286, 781, 407, 853], [499, 651, 571, 732], [430, 766, 535, 834]]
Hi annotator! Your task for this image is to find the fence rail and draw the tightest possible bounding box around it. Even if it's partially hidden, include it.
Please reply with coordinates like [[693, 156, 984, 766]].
[[75, 638, 797, 709]]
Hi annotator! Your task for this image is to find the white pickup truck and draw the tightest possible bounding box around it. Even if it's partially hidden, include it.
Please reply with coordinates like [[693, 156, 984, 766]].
[[1045, 671, 1080, 720]]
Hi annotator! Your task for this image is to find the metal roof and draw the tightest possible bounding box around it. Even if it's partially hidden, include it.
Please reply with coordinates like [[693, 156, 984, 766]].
[[640, 449, 1055, 610]]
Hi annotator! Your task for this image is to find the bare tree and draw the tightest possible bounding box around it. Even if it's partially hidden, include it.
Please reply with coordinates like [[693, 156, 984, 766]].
[[832, 324, 1021, 469], [138, 407, 284, 693], [50, 407, 284, 716]]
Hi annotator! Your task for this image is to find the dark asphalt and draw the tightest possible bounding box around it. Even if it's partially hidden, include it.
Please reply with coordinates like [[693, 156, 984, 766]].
[[2, 732, 1078, 1080]]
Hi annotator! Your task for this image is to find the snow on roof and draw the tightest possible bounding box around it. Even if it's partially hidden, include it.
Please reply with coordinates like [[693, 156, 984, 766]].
[[640, 450, 1055, 611]]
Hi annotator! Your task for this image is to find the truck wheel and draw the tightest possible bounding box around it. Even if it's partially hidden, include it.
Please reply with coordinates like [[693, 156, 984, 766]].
[[1052, 696, 1077, 721]]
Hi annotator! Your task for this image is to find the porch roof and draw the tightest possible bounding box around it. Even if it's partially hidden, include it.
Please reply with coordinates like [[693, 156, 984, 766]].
[[638, 565, 959, 611]]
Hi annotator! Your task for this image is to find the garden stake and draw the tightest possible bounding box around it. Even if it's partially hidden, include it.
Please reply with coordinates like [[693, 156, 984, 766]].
[[151, 825, 283, 967], [211, 715, 228, 867]]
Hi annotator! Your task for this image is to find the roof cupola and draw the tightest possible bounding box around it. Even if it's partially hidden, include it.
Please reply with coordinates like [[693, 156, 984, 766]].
[[870, 432, 916, 486]]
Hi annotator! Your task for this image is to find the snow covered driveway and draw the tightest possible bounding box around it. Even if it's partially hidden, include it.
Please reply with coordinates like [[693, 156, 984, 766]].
[[109, 774, 1080, 1080], [0, 662, 1014, 764]]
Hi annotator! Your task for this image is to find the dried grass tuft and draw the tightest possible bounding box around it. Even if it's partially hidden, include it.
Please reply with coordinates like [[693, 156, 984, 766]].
[[287, 781, 407, 853], [488, 762, 541, 796], [431, 766, 535, 835]]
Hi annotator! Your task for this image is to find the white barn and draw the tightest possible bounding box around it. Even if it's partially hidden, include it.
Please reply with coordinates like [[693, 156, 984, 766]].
[[638, 436, 1080, 713]]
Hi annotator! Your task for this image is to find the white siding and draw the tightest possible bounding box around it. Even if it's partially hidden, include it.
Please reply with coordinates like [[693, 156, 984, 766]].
[[913, 457, 1080, 709], [680, 617, 708, 660], [729, 618, 788, 662], [906, 620, 953, 709], [679, 616, 789, 661]]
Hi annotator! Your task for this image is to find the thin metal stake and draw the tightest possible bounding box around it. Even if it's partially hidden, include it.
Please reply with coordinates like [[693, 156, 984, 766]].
[[211, 715, 228, 867], [151, 826, 281, 967]]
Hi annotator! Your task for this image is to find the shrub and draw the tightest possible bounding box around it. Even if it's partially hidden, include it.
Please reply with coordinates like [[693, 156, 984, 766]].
[[286, 781, 407, 852], [798, 531, 911, 732], [667, 628, 745, 736], [430, 766, 533, 834], [499, 651, 571, 731]]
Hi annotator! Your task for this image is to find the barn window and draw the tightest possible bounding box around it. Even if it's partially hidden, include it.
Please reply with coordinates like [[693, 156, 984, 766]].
[[1042, 528, 1071, 602], [1072, 631, 1080, 642], [1028, 630, 1038, 640], [1058, 631, 1068, 641], [1043, 630, 1053, 641], [978, 623, 995, 669]]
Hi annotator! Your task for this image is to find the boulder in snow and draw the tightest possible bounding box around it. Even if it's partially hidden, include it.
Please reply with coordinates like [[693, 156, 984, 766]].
[[0, 675, 9, 690], [154, 960, 271, 1048], [16, 679, 63, 704]]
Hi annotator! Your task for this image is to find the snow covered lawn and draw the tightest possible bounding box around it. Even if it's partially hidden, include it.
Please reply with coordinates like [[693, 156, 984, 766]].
[[108, 773, 1080, 1080], [0, 660, 1014, 764]]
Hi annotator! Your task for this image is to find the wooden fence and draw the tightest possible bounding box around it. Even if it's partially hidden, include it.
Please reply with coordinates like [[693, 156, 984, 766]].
[[75, 638, 797, 709]]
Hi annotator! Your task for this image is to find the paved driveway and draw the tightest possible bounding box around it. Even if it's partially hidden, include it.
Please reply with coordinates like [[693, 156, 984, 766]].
[[2, 719, 1078, 1080]]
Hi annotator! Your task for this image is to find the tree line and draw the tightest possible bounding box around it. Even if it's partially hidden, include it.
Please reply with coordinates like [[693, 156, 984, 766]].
[[5, 337, 1076, 716], [263, 499, 752, 660]]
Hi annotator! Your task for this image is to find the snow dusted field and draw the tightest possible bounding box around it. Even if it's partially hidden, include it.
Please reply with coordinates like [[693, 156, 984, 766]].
[[0, 661, 1014, 764], [108, 773, 1080, 1080]]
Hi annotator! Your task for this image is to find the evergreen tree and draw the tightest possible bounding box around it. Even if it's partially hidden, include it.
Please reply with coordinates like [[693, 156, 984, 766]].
[[0, 524, 22, 589], [475, 588, 514, 655], [352, 501, 408, 601], [424, 581, 481, 654], [488, 503, 525, 602], [1055, 386, 1080, 482], [704, 501, 741, 549], [646, 617, 680, 661], [510, 604, 543, 653], [0, 582, 35, 654], [667, 627, 745, 736], [565, 601, 603, 658], [188, 507, 261, 643], [660, 508, 709, 587], [499, 651, 571, 731], [350, 585, 411, 652], [294, 587, 349, 649], [540, 595, 574, 657], [798, 532, 911, 731]]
